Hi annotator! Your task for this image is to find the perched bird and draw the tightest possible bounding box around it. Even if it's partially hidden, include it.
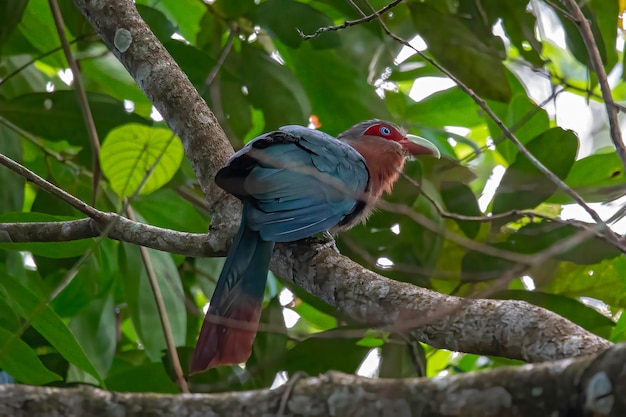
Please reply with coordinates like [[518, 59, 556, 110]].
[[190, 120, 440, 374]]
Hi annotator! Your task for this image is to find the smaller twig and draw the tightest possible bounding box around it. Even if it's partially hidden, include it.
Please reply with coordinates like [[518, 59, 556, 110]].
[[277, 371, 308, 417], [48, 0, 102, 204], [203, 27, 236, 90], [0, 35, 95, 87], [298, 0, 403, 40], [378, 200, 534, 265], [125, 207, 189, 393], [561, 0, 626, 171], [0, 152, 103, 221]]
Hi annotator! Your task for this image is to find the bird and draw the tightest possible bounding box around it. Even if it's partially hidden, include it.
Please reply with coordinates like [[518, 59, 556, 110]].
[[189, 120, 440, 374]]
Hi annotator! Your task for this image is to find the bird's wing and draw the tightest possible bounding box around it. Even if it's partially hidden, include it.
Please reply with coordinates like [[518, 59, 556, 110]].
[[215, 126, 369, 242]]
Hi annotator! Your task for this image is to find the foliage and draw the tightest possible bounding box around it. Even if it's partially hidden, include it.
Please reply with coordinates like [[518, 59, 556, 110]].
[[0, 0, 624, 392]]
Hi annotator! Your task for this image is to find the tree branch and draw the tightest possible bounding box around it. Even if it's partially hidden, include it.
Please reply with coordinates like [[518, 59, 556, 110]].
[[2, 342, 626, 416], [72, 0, 240, 252], [561, 0, 626, 172], [0, 218, 221, 257], [272, 240, 612, 363]]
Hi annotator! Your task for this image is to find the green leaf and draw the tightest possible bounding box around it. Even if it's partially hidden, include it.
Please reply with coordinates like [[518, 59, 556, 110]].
[[558, 0, 617, 71], [508, 222, 621, 265], [120, 244, 186, 361], [233, 43, 311, 131], [158, 0, 206, 45], [405, 87, 484, 129], [12, 0, 65, 67], [100, 124, 184, 198], [279, 35, 389, 135], [0, 327, 62, 385], [0, 212, 94, 258], [0, 277, 103, 383], [0, 92, 151, 161], [548, 152, 626, 204], [132, 189, 209, 233], [137, 4, 176, 44], [0, 0, 28, 52], [253, 0, 340, 49], [440, 181, 481, 238], [490, 94, 551, 163], [283, 335, 369, 375], [539, 256, 626, 308], [493, 128, 578, 213], [0, 124, 24, 212], [482, 0, 543, 66], [106, 361, 179, 393], [492, 290, 614, 338], [461, 249, 516, 284], [213, 0, 255, 19], [409, 3, 511, 102], [69, 292, 116, 378]]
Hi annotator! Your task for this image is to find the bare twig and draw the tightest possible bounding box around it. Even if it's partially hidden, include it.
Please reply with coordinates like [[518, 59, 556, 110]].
[[0, 152, 104, 221], [560, 0, 626, 170], [48, 0, 102, 204], [298, 0, 403, 40], [203, 27, 236, 90]]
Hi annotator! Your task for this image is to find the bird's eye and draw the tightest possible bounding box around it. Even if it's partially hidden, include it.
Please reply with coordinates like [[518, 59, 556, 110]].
[[380, 126, 391, 136]]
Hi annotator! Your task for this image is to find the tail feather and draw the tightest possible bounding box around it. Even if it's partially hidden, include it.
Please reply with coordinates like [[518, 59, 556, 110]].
[[190, 204, 274, 374]]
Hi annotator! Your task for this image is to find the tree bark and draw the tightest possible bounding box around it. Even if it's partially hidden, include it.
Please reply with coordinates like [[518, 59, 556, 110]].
[[2, 342, 626, 417]]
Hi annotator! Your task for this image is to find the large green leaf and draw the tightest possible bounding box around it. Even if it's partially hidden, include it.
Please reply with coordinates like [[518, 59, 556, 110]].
[[508, 222, 621, 265], [0, 327, 62, 385], [100, 124, 184, 198], [0, 124, 24, 212], [557, 0, 617, 71], [120, 244, 186, 361], [0, 0, 28, 53], [283, 335, 369, 375], [405, 87, 484, 129], [490, 94, 551, 164], [11, 0, 65, 67], [69, 291, 116, 378], [279, 33, 389, 135], [492, 128, 578, 213], [548, 152, 626, 204], [132, 189, 209, 233], [440, 181, 481, 238], [0, 92, 151, 158], [0, 277, 103, 383], [539, 256, 626, 309], [480, 0, 542, 66], [231, 43, 311, 131], [409, 3, 511, 102]]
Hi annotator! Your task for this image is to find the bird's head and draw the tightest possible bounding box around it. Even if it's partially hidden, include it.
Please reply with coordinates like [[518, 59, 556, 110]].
[[338, 119, 440, 158]]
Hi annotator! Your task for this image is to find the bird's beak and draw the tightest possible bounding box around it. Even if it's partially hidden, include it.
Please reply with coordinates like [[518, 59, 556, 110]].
[[400, 134, 441, 158]]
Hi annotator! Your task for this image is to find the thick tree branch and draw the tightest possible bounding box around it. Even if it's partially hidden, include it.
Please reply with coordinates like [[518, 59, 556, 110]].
[[72, 0, 240, 252], [271, 240, 612, 363], [2, 343, 626, 416], [0, 218, 221, 257]]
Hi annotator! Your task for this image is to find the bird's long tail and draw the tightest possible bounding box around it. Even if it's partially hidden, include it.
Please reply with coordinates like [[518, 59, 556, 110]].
[[190, 203, 274, 374]]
